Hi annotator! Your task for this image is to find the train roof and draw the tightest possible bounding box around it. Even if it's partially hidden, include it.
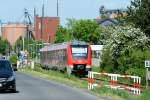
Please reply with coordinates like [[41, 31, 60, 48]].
[[40, 42, 69, 52], [70, 40, 88, 46], [40, 41, 89, 52]]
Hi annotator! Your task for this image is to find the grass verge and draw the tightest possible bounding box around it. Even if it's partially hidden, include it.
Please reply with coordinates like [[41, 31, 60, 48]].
[[19, 67, 87, 89]]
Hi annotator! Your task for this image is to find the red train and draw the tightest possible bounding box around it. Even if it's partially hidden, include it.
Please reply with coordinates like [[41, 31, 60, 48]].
[[40, 41, 92, 75]]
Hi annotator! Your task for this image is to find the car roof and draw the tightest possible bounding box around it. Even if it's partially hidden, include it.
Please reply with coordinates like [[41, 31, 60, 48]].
[[0, 59, 10, 62]]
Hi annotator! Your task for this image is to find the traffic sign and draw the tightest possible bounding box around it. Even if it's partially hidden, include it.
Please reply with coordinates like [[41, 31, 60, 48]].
[[145, 61, 150, 68]]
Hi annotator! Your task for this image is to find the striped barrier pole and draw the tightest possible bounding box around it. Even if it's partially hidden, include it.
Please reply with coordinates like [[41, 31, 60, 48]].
[[87, 71, 141, 95], [109, 74, 118, 89], [88, 71, 96, 90], [132, 76, 141, 95]]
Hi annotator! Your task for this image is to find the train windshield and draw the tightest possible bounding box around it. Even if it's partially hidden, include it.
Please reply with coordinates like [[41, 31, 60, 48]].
[[71, 46, 88, 59]]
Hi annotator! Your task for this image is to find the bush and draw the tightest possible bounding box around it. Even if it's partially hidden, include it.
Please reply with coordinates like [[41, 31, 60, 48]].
[[126, 67, 146, 84], [100, 47, 114, 73], [9, 54, 17, 64], [100, 47, 150, 84]]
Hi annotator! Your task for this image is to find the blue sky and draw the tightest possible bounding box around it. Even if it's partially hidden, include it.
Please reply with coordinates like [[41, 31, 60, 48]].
[[0, 0, 131, 25]]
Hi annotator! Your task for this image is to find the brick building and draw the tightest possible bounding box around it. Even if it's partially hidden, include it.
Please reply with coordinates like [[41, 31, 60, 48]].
[[34, 15, 60, 43]]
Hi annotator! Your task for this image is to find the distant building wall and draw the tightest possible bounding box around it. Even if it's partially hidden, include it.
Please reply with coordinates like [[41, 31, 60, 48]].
[[91, 45, 103, 67], [34, 15, 60, 43], [2, 24, 27, 46], [99, 6, 127, 19]]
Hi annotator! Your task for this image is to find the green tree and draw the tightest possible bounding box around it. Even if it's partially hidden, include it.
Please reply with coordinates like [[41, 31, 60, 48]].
[[72, 19, 102, 44], [107, 26, 148, 61], [66, 18, 77, 30], [55, 19, 102, 44], [0, 37, 10, 55], [98, 26, 114, 45], [15, 37, 35, 51], [55, 26, 73, 43], [100, 47, 114, 72], [15, 38, 43, 58], [127, 0, 150, 36]]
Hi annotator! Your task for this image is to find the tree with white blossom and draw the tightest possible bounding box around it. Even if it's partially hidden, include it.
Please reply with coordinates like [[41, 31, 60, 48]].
[[100, 25, 150, 75]]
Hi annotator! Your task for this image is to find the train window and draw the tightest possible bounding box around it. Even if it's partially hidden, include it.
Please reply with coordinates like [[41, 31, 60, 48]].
[[72, 48, 87, 54], [71, 45, 88, 59]]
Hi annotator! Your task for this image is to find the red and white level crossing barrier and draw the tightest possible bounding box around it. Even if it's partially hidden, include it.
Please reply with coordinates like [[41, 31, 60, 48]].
[[88, 71, 141, 95]]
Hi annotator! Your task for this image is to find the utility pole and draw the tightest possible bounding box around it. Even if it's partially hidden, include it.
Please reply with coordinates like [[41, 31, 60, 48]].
[[57, 0, 59, 17], [41, 3, 44, 41], [145, 61, 150, 89], [22, 36, 24, 51], [146, 68, 149, 89]]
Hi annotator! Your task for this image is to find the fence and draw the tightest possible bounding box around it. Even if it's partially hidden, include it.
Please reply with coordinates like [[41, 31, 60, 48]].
[[88, 71, 141, 95]]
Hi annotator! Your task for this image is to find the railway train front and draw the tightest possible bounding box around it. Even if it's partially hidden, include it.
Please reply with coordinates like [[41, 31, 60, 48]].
[[67, 42, 91, 75]]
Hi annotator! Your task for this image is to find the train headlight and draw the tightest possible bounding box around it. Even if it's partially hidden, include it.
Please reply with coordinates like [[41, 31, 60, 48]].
[[68, 65, 73, 68], [86, 65, 91, 68]]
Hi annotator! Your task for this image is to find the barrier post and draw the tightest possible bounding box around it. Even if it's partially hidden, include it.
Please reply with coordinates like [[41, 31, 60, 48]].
[[17, 60, 20, 69], [146, 68, 149, 89], [145, 60, 149, 89], [88, 72, 90, 90], [132, 76, 141, 95], [88, 71, 95, 90], [109, 74, 118, 88], [31, 61, 34, 70], [88, 71, 92, 90]]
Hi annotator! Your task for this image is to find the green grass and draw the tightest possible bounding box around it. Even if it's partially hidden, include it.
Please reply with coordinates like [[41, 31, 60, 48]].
[[137, 88, 150, 100], [19, 65, 150, 100], [92, 66, 100, 72], [92, 87, 128, 100]]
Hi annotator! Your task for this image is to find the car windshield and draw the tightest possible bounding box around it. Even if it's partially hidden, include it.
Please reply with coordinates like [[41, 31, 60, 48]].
[[0, 61, 13, 75]]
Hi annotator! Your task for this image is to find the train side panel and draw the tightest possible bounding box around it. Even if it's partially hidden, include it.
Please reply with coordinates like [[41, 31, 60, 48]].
[[66, 45, 73, 67], [87, 46, 92, 70]]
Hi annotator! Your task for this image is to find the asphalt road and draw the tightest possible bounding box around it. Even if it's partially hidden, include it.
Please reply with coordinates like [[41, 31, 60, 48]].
[[0, 72, 104, 100]]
